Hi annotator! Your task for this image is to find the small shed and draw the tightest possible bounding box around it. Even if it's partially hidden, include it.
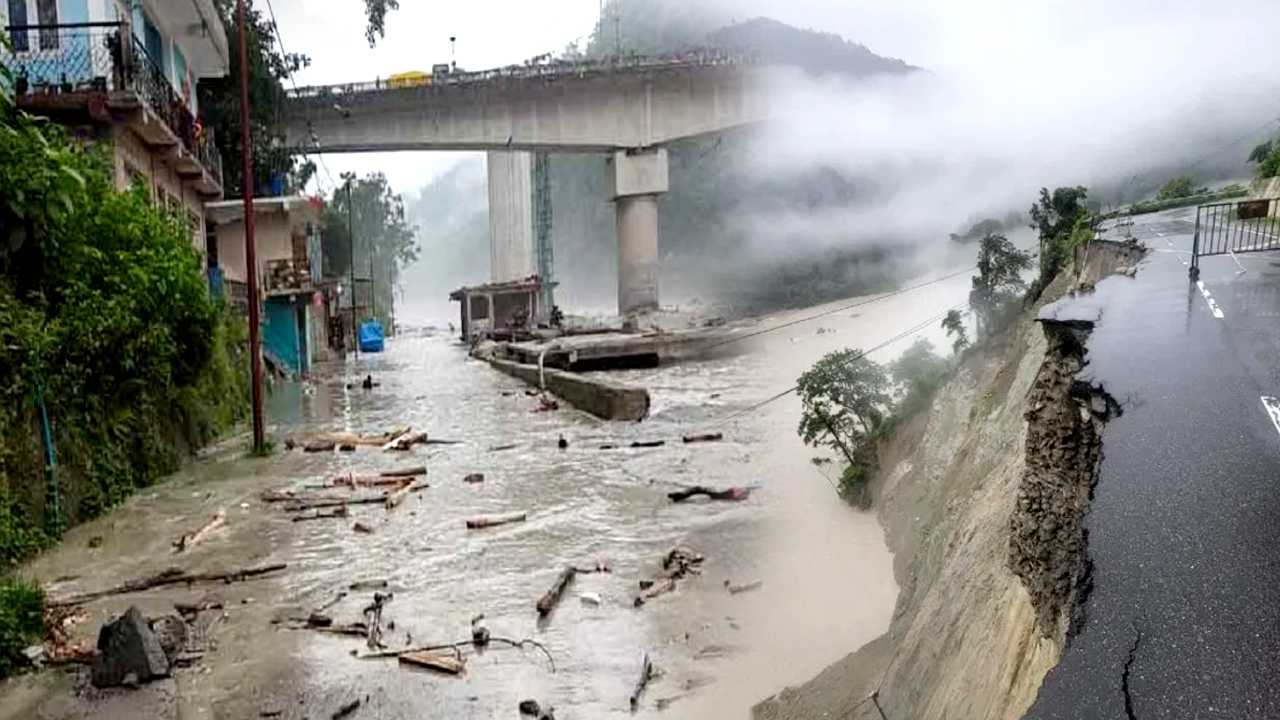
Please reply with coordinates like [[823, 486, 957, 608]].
[[449, 276, 552, 341]]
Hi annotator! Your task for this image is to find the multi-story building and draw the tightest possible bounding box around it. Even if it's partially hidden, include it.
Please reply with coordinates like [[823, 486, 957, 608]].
[[2, 0, 227, 248]]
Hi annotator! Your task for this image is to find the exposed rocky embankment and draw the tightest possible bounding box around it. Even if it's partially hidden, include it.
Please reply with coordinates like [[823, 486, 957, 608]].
[[755, 240, 1144, 720]]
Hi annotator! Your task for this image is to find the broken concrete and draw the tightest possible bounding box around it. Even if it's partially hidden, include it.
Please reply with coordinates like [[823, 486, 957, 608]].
[[91, 607, 170, 688], [483, 358, 650, 421]]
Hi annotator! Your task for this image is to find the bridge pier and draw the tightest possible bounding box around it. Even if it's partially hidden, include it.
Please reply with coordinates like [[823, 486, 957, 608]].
[[607, 148, 669, 316]]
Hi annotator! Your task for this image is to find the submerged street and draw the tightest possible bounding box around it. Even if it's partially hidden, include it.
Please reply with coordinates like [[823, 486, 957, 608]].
[[0, 282, 981, 718]]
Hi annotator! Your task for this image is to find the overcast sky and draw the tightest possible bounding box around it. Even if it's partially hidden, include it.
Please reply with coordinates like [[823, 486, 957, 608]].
[[270, 0, 603, 196]]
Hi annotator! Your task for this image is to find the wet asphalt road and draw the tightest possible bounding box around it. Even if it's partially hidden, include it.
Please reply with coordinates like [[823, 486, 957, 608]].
[[1025, 207, 1280, 719]]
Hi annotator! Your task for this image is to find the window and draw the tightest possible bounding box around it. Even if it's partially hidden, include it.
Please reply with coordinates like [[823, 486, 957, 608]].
[[7, 0, 28, 52], [36, 0, 57, 50]]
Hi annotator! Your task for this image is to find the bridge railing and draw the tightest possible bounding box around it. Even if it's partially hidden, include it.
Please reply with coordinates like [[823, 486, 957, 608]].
[[286, 49, 760, 101]]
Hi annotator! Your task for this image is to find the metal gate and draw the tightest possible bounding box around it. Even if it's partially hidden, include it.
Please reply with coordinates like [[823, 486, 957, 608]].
[[1190, 197, 1280, 277]]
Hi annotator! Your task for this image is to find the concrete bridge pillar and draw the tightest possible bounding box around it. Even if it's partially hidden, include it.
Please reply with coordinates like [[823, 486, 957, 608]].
[[487, 150, 535, 283], [607, 148, 669, 316]]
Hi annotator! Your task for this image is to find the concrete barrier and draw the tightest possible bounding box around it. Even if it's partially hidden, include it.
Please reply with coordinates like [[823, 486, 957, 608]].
[[485, 359, 650, 422]]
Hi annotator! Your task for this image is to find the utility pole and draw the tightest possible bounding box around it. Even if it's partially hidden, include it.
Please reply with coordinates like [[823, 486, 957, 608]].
[[236, 0, 265, 453], [369, 242, 376, 323], [450, 36, 457, 71], [347, 179, 358, 360]]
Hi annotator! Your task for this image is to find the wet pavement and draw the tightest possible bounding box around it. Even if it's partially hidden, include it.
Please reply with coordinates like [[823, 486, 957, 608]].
[[1026, 207, 1280, 718]]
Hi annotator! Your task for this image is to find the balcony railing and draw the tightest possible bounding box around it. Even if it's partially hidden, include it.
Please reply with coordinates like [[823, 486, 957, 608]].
[[3, 22, 222, 190]]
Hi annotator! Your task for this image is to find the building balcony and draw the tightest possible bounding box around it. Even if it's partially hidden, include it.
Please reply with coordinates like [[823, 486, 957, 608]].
[[265, 258, 315, 296], [3, 22, 223, 196]]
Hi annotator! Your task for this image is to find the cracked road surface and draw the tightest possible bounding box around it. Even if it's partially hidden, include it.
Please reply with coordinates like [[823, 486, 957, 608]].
[[1025, 207, 1280, 719]]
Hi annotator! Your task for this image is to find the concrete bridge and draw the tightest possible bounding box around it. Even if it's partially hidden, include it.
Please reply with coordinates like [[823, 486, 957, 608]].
[[283, 53, 772, 315]]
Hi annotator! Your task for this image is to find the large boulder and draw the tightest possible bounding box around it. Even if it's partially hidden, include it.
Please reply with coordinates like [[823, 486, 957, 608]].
[[91, 607, 170, 688], [148, 615, 189, 664]]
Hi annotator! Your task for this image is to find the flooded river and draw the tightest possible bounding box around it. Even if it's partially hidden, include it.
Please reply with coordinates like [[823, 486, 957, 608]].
[[0, 275, 972, 719]]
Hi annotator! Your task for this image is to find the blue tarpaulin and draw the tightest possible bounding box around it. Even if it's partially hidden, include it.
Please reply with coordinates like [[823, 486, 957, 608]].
[[359, 320, 385, 353]]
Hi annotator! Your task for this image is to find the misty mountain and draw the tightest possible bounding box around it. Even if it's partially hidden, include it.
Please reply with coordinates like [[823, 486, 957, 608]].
[[708, 17, 917, 77], [398, 160, 489, 322]]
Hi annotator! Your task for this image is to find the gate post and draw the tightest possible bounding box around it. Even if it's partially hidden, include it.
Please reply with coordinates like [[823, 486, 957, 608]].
[[1190, 205, 1202, 279]]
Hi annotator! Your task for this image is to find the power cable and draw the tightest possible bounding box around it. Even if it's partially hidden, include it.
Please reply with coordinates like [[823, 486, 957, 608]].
[[263, 0, 337, 194], [711, 300, 973, 426], [703, 265, 976, 353]]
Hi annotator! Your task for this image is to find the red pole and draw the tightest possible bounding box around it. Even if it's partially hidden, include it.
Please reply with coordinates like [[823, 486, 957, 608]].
[[237, 0, 266, 452]]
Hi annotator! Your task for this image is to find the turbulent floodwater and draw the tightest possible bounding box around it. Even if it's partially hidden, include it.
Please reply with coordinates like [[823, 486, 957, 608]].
[[273, 333, 785, 718], [4, 276, 982, 718]]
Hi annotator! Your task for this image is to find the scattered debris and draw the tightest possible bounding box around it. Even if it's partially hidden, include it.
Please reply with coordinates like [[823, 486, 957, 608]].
[[331, 697, 362, 719], [466, 512, 528, 530], [383, 430, 429, 452], [286, 427, 409, 451], [362, 374, 377, 390], [681, 433, 723, 444], [91, 607, 170, 687], [599, 444, 618, 450], [361, 637, 555, 672], [519, 699, 556, 719], [292, 507, 349, 522], [557, 435, 569, 449], [352, 522, 374, 534], [634, 578, 675, 607], [363, 592, 393, 649], [667, 486, 751, 503], [536, 568, 577, 616], [23, 644, 45, 666], [173, 511, 227, 552], [634, 548, 704, 607], [579, 592, 602, 606], [87, 536, 104, 549], [488, 443, 519, 452], [533, 397, 560, 412], [470, 614, 490, 646], [629, 652, 655, 711], [51, 564, 287, 606], [463, 473, 485, 484], [724, 579, 763, 595], [306, 612, 334, 628], [399, 650, 465, 674], [630, 440, 665, 448], [304, 441, 337, 453], [349, 580, 388, 591], [383, 481, 415, 510]]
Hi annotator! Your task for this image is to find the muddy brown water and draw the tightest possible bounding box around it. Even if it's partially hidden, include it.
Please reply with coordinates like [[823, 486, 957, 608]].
[[0, 281, 983, 718]]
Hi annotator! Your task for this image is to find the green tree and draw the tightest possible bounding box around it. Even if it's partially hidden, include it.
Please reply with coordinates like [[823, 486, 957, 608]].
[[1249, 138, 1280, 179], [1156, 176, 1196, 201], [969, 233, 1032, 337], [363, 0, 401, 46], [201, 0, 310, 198], [890, 338, 950, 419], [1029, 186, 1089, 283], [941, 309, 969, 354], [797, 349, 891, 506], [322, 173, 419, 329]]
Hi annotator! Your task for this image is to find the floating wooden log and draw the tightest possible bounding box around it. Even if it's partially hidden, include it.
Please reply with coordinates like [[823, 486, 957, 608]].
[[536, 567, 577, 616], [173, 511, 227, 552], [681, 432, 723, 444], [399, 650, 466, 674], [629, 652, 654, 710], [666, 486, 751, 503], [50, 563, 287, 606], [466, 512, 528, 530]]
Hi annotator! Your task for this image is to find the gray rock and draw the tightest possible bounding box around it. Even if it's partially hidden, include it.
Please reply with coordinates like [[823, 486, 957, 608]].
[[148, 615, 189, 664], [92, 607, 170, 688]]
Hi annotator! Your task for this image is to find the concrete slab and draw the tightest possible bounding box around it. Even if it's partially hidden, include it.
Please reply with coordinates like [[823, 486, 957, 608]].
[[484, 358, 650, 421]]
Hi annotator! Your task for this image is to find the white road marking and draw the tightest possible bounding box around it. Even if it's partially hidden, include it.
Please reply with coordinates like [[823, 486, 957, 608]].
[[1262, 397, 1280, 438], [1196, 280, 1225, 319]]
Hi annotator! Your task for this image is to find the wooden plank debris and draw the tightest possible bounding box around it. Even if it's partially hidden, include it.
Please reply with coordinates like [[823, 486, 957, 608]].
[[173, 511, 227, 552]]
